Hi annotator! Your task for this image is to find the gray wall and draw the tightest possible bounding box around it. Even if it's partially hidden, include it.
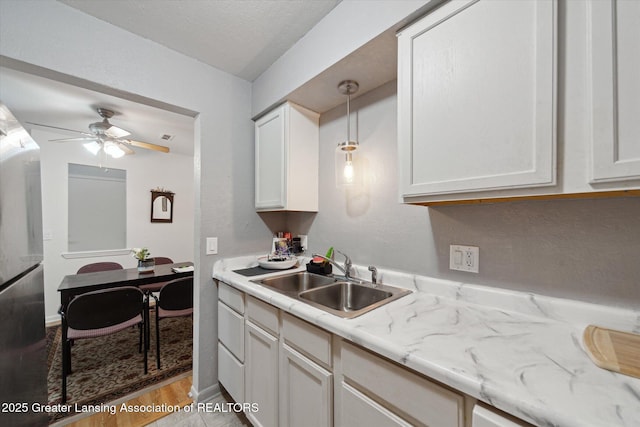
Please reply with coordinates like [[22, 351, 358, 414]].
[[304, 80, 640, 309]]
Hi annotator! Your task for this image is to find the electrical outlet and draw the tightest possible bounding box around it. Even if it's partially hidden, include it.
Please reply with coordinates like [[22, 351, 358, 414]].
[[449, 245, 479, 273]]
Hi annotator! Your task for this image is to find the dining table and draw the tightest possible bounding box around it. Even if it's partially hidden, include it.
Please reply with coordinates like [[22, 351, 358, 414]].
[[57, 261, 194, 311]]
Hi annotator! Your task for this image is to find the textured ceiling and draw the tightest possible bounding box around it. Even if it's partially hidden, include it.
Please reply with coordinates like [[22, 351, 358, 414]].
[[59, 0, 341, 81]]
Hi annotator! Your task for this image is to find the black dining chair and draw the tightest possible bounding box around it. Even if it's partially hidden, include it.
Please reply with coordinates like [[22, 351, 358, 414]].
[[77, 262, 123, 274], [152, 277, 193, 369], [139, 257, 174, 294], [58, 286, 148, 404]]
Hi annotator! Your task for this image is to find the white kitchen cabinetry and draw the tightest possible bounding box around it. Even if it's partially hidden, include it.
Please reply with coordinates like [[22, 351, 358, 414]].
[[217, 284, 532, 426], [254, 101, 319, 212], [397, 0, 640, 204], [280, 344, 332, 427], [472, 404, 530, 427], [335, 340, 464, 427], [280, 312, 333, 427], [588, 0, 640, 183], [245, 296, 280, 427], [217, 282, 244, 403], [398, 0, 557, 202]]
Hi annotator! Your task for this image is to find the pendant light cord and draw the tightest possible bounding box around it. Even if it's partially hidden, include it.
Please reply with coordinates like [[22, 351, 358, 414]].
[[346, 90, 351, 142]]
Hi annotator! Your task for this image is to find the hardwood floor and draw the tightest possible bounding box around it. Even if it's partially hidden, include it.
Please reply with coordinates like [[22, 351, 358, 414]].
[[53, 373, 251, 427]]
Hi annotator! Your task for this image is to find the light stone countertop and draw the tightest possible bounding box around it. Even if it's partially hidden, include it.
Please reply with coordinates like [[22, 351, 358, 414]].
[[212, 255, 640, 427]]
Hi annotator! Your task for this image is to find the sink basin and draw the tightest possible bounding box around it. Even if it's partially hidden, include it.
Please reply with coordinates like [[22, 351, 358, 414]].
[[299, 281, 411, 319], [252, 271, 336, 294], [251, 271, 411, 318]]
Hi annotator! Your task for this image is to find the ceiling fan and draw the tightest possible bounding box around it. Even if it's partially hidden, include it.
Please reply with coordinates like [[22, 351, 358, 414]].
[[27, 107, 170, 158]]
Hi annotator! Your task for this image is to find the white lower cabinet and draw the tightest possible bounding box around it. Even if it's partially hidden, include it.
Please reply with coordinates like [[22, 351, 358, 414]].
[[339, 382, 412, 427], [472, 404, 530, 427], [217, 285, 532, 427], [244, 296, 280, 427], [218, 343, 244, 403], [245, 320, 279, 427], [335, 340, 464, 427], [217, 282, 245, 403], [280, 344, 332, 427]]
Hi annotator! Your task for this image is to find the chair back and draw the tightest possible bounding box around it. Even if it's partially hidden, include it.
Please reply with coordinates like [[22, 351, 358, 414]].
[[153, 257, 173, 265], [66, 286, 144, 330], [77, 262, 123, 274], [158, 277, 193, 311]]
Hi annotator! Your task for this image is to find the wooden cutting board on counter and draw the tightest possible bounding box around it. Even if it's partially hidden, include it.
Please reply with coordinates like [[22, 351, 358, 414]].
[[583, 325, 640, 379]]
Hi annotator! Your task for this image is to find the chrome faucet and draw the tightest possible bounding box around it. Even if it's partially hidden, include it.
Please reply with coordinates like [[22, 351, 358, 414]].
[[312, 250, 352, 279], [368, 265, 378, 285]]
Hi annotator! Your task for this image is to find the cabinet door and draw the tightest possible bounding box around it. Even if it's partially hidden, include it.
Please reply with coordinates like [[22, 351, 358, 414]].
[[398, 0, 556, 199], [245, 321, 279, 427], [255, 104, 287, 209], [589, 0, 640, 183], [280, 344, 332, 427]]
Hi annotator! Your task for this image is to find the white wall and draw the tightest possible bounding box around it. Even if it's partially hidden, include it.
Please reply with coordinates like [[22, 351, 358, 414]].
[[34, 129, 195, 323], [0, 0, 272, 402]]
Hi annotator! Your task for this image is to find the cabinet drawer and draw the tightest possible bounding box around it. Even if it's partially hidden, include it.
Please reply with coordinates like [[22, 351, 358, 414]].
[[218, 302, 244, 361], [246, 295, 279, 336], [341, 341, 463, 427], [472, 404, 531, 427], [218, 343, 244, 403], [218, 281, 244, 314], [282, 312, 331, 368], [339, 382, 412, 427]]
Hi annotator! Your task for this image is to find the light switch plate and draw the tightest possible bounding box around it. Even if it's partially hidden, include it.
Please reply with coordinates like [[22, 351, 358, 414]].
[[450, 244, 479, 273], [206, 237, 218, 255]]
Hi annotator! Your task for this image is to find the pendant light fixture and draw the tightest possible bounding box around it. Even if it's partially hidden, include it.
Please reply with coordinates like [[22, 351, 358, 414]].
[[336, 80, 359, 186]]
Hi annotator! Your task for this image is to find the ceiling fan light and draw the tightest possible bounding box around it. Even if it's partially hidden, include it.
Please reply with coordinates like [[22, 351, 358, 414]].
[[104, 141, 125, 158], [83, 141, 101, 156]]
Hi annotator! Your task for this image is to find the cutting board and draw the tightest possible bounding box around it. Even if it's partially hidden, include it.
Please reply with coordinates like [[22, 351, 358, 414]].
[[583, 325, 640, 379]]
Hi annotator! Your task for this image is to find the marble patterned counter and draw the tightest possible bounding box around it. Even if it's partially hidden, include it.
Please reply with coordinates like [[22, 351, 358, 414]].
[[213, 255, 640, 427]]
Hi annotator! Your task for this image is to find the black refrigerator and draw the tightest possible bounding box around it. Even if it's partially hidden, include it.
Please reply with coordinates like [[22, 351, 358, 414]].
[[0, 102, 48, 426]]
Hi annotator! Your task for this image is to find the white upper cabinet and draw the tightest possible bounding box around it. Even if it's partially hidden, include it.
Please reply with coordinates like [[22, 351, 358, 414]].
[[398, 0, 557, 201], [589, 0, 640, 183], [254, 102, 319, 211]]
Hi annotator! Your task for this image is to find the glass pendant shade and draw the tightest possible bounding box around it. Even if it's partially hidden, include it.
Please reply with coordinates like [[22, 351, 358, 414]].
[[83, 140, 126, 158], [83, 141, 101, 156], [103, 141, 125, 158], [335, 140, 359, 186]]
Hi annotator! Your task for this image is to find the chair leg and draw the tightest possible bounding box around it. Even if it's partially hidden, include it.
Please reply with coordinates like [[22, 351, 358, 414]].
[[61, 339, 69, 404], [156, 308, 161, 369], [143, 319, 148, 375]]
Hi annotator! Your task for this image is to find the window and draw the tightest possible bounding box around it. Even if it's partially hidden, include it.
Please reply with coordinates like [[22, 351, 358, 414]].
[[68, 163, 126, 251]]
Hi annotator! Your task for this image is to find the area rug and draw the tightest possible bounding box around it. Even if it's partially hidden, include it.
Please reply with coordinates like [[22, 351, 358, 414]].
[[46, 313, 192, 423]]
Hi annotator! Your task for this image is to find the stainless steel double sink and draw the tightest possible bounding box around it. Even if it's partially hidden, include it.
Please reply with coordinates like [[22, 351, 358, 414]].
[[251, 271, 411, 318]]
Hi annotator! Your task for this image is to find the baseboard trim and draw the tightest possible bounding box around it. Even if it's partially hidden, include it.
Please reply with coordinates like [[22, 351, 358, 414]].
[[190, 382, 220, 403]]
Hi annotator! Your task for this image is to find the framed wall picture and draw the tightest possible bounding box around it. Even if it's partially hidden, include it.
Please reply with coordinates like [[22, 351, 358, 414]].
[[151, 190, 174, 223]]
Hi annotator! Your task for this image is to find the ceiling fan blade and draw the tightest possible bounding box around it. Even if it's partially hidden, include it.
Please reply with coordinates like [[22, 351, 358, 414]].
[[50, 137, 98, 143], [118, 142, 135, 155], [104, 125, 130, 139], [26, 122, 94, 137], [125, 139, 170, 153]]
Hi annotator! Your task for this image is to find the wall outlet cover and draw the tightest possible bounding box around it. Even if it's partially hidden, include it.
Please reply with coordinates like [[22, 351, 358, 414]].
[[449, 244, 479, 273]]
